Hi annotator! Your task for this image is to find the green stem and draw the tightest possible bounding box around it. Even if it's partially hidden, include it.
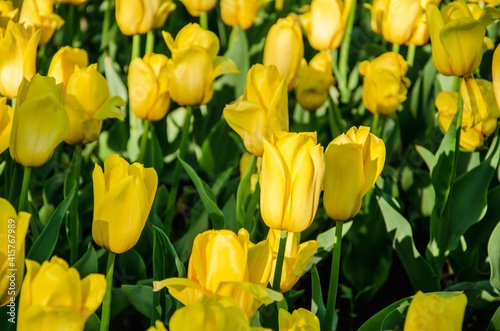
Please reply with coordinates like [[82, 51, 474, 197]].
[[272, 230, 288, 292], [19, 167, 31, 212], [100, 251, 116, 331], [132, 34, 141, 60], [145, 30, 155, 53], [138, 120, 150, 164], [379, 116, 387, 140], [70, 145, 82, 265], [453, 76, 461, 92], [63, 4, 75, 46], [200, 11, 208, 30], [100, 0, 111, 51], [392, 43, 400, 54], [372, 113, 380, 137], [165, 106, 193, 233], [406, 44, 416, 67], [323, 220, 344, 331], [338, 0, 356, 103]]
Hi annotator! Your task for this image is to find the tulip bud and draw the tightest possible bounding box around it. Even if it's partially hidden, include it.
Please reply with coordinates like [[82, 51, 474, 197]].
[[116, 0, 175, 36], [268, 229, 319, 292], [0, 97, 13, 154], [0, 1, 19, 31], [279, 308, 320, 331], [10, 74, 69, 167], [263, 15, 304, 91], [403, 291, 467, 331], [260, 132, 325, 232], [224, 64, 289, 156], [0, 21, 41, 98], [0, 198, 30, 307], [48, 46, 89, 88], [19, 0, 65, 45], [129, 52, 170, 121], [323, 126, 386, 221], [221, 0, 263, 30], [299, 0, 353, 50], [93, 154, 158, 254], [179, 0, 215, 17], [64, 64, 125, 145], [18, 256, 106, 330], [359, 52, 411, 116], [296, 51, 335, 111]]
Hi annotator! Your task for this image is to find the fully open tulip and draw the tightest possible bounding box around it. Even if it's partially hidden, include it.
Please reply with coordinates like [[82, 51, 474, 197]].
[[48, 46, 89, 88], [0, 21, 41, 98], [268, 229, 319, 292], [223, 64, 289, 156], [296, 51, 335, 111], [279, 308, 320, 331], [93, 154, 158, 254], [263, 15, 304, 91], [19, 0, 65, 45], [260, 132, 325, 232], [153, 228, 282, 318], [180, 0, 216, 17], [0, 97, 13, 154], [300, 0, 353, 50], [163, 23, 238, 106], [128, 52, 170, 121], [64, 64, 125, 145], [359, 52, 411, 116], [221, 0, 263, 30], [10, 74, 69, 167], [0, 198, 30, 307], [116, 0, 176, 35], [18, 256, 106, 331], [403, 291, 467, 331], [323, 126, 386, 221], [0, 1, 18, 31]]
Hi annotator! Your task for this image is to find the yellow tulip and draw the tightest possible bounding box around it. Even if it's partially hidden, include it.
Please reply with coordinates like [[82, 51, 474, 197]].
[[0, 1, 19, 31], [492, 44, 500, 111], [220, 0, 263, 30], [64, 64, 125, 145], [223, 64, 289, 156], [299, 0, 353, 50], [19, 0, 65, 45], [153, 228, 282, 318], [279, 308, 320, 331], [163, 23, 238, 106], [359, 52, 411, 116], [296, 51, 335, 111], [268, 229, 319, 292], [0, 21, 41, 98], [0, 97, 13, 154], [147, 320, 168, 331], [18, 256, 106, 331], [10, 74, 69, 167], [260, 131, 325, 232], [54, 0, 87, 5], [403, 291, 467, 331], [323, 126, 386, 221], [0, 198, 30, 307], [115, 0, 176, 35], [263, 15, 304, 91], [128, 52, 170, 121], [180, 0, 216, 17], [92, 154, 158, 254], [48, 46, 89, 88]]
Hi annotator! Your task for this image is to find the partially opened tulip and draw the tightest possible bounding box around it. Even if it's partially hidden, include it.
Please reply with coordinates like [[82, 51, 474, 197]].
[[180, 0, 216, 17], [17, 256, 106, 331], [279, 308, 320, 331], [323, 126, 385, 221], [223, 64, 289, 156], [92, 154, 158, 254], [116, 0, 176, 35], [403, 291, 467, 331], [0, 198, 30, 307], [260, 131, 325, 232], [153, 228, 282, 318], [19, 0, 65, 45], [221, 0, 264, 30], [48, 46, 89, 88], [10, 74, 69, 168], [0, 21, 41, 98], [0, 97, 13, 154]]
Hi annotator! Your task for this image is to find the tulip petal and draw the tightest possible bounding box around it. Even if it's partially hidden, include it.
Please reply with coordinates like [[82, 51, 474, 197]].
[[93, 96, 126, 120], [280, 240, 319, 292], [153, 278, 206, 305], [247, 239, 273, 286], [212, 56, 239, 78], [21, 306, 84, 331], [80, 274, 106, 320], [361, 133, 386, 196], [265, 77, 289, 141], [310, 0, 342, 50]]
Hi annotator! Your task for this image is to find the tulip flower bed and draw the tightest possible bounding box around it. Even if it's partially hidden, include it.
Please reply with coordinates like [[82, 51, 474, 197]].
[[2, 0, 500, 330]]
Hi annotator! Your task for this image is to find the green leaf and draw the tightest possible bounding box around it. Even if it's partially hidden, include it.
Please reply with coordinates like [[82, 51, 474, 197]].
[[465, 186, 500, 250], [179, 157, 225, 230], [115, 249, 147, 284], [73, 245, 98, 278], [27, 185, 76, 263], [83, 313, 100, 331], [153, 225, 185, 278], [311, 265, 326, 325], [122, 285, 157, 319], [488, 220, 500, 292], [486, 305, 500, 331], [415, 144, 435, 171], [142, 129, 164, 172], [236, 154, 257, 230]]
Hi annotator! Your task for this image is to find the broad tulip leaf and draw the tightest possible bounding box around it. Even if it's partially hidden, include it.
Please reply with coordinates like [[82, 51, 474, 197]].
[[415, 145, 435, 171], [153, 225, 186, 279], [73, 245, 98, 278], [486, 305, 500, 331], [116, 249, 147, 283], [142, 129, 164, 172], [488, 221, 500, 292], [122, 285, 157, 319], [83, 313, 100, 331], [236, 154, 257, 230], [311, 265, 326, 325]]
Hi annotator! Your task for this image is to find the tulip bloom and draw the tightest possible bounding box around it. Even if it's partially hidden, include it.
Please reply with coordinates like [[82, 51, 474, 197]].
[[359, 52, 411, 116], [48, 46, 89, 88], [0, 97, 13, 154], [116, 0, 176, 35], [154, 228, 282, 318], [163, 23, 238, 106], [64, 64, 125, 145], [268, 229, 319, 292], [93, 154, 158, 254], [224, 64, 289, 156], [263, 15, 304, 91], [128, 52, 170, 121], [19, 0, 65, 45], [403, 291, 467, 331], [180, 0, 216, 17], [279, 308, 320, 331], [260, 132, 325, 232], [18, 256, 106, 331], [0, 21, 41, 98], [0, 198, 30, 307], [10, 75, 69, 167], [323, 126, 386, 221], [296, 51, 335, 111], [300, 0, 353, 50], [54, 0, 87, 4], [221, 0, 263, 30]]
